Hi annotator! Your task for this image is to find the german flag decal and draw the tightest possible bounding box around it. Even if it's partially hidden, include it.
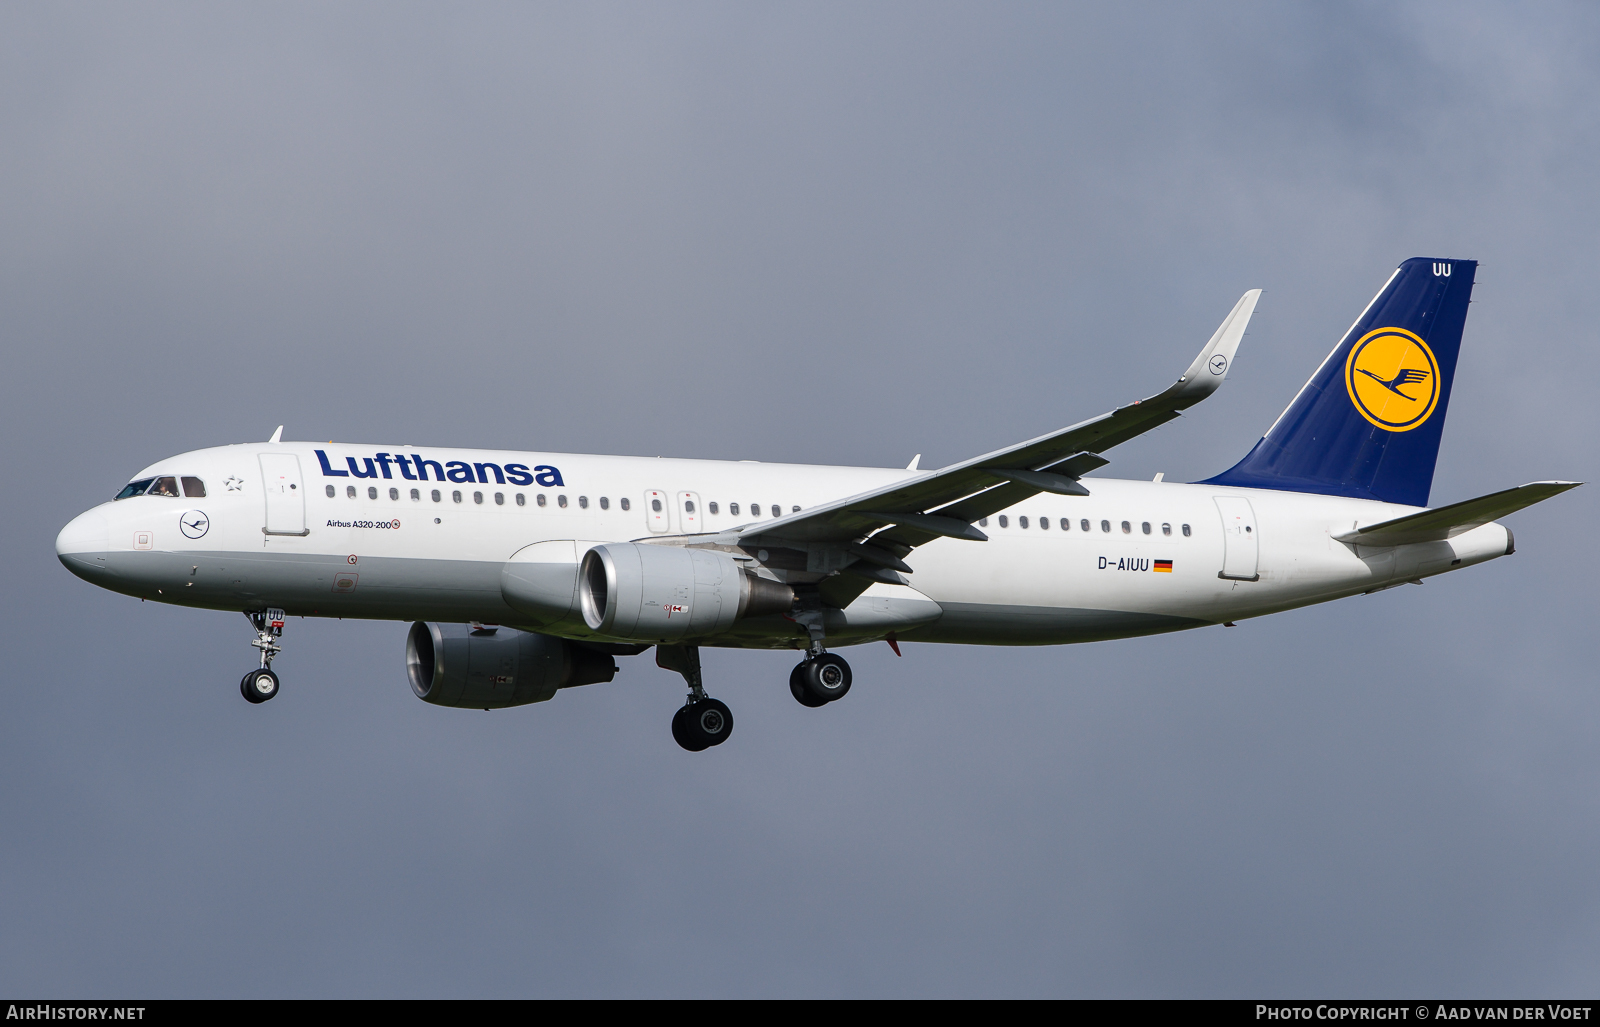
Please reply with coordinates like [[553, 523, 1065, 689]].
[[1153, 560, 1173, 573]]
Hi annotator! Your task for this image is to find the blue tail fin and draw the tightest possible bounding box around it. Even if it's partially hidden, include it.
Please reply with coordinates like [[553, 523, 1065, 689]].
[[1202, 257, 1477, 508]]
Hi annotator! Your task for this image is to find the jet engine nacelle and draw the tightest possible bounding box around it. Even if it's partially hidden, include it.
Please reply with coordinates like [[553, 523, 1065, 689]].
[[578, 543, 794, 642], [406, 622, 618, 709]]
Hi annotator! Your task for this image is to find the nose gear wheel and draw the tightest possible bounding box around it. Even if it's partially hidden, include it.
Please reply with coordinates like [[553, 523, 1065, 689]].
[[239, 608, 286, 704], [241, 669, 279, 703]]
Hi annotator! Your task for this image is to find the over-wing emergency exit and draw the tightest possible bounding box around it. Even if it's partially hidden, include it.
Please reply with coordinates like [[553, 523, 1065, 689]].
[[57, 258, 1580, 750]]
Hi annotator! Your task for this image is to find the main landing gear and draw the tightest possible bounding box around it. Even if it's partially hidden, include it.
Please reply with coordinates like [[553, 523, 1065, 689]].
[[240, 608, 285, 704], [790, 651, 852, 707], [654, 639, 855, 751], [657, 644, 733, 752]]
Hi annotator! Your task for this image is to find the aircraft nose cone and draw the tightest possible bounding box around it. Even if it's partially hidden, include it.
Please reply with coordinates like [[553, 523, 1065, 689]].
[[57, 508, 111, 582]]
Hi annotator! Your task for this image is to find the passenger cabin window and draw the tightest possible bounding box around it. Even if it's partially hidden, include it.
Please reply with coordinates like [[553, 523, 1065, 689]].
[[1162, 523, 1172, 536], [978, 517, 988, 527], [750, 504, 761, 519], [1182, 523, 1191, 537], [515, 493, 525, 506], [181, 477, 206, 498], [115, 478, 156, 500], [998, 515, 1009, 528], [1060, 518, 1070, 531], [390, 487, 400, 500], [149, 477, 180, 498], [431, 490, 441, 502], [1101, 520, 1111, 533], [1039, 516, 1048, 530], [558, 495, 568, 508], [1121, 521, 1131, 534], [620, 498, 631, 511], [412, 489, 422, 501], [537, 494, 547, 507], [473, 491, 483, 504], [1142, 521, 1151, 535], [369, 486, 379, 500], [730, 503, 740, 516], [325, 485, 336, 498], [771, 505, 781, 518], [347, 485, 357, 499], [1018, 516, 1028, 529], [792, 505, 801, 513], [495, 492, 504, 505], [1081, 519, 1091, 532], [579, 496, 589, 509], [708, 501, 717, 515], [600, 497, 610, 510], [651, 498, 662, 512], [452, 490, 462, 503]]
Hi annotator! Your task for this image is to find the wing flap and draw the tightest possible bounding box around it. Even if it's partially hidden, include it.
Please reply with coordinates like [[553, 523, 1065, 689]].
[[1334, 481, 1581, 546]]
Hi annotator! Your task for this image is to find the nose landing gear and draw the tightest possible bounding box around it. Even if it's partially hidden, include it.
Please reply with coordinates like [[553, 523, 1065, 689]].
[[240, 608, 285, 704], [657, 644, 734, 752], [241, 668, 279, 703]]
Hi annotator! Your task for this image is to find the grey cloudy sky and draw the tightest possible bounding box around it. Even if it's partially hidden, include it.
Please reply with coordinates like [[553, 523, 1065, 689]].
[[3, 2, 1597, 997]]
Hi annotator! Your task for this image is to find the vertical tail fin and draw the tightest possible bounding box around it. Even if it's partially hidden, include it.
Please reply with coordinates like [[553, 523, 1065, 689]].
[[1202, 257, 1477, 508]]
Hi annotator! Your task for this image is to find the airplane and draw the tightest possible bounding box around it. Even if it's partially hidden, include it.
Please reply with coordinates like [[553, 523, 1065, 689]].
[[56, 257, 1579, 751]]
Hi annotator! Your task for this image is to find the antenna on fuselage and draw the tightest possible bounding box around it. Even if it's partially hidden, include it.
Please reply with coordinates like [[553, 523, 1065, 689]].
[[268, 425, 284, 443]]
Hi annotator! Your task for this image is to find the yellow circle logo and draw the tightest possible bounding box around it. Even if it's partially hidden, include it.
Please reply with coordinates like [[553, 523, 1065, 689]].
[[1344, 327, 1440, 432]]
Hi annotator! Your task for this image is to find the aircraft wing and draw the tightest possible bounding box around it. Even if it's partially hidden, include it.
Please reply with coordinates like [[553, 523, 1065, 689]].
[[734, 289, 1262, 553], [1334, 480, 1582, 547]]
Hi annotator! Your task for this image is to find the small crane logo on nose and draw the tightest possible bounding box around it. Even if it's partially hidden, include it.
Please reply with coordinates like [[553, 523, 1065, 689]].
[[180, 511, 210, 539]]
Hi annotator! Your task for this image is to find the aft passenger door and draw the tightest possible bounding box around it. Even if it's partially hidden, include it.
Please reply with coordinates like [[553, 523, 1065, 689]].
[[260, 453, 309, 536], [1214, 496, 1259, 581]]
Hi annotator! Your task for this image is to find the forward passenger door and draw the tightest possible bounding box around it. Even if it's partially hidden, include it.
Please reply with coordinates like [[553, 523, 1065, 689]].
[[260, 453, 309, 536]]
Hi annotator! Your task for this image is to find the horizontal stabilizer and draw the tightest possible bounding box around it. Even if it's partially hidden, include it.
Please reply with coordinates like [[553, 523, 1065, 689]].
[[1334, 481, 1581, 546]]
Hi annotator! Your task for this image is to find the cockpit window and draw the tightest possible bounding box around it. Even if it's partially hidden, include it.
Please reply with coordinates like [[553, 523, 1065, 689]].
[[115, 478, 155, 500], [147, 476, 181, 497], [181, 476, 206, 498]]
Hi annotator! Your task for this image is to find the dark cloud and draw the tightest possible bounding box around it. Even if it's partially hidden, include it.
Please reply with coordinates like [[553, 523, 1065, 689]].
[[2, 2, 1596, 996]]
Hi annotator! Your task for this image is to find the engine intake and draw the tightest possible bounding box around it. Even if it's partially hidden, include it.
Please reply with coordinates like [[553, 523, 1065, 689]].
[[406, 622, 617, 709], [578, 543, 794, 641]]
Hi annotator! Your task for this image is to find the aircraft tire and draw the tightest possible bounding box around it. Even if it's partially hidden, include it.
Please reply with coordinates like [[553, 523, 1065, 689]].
[[801, 654, 851, 704], [242, 669, 279, 704], [790, 663, 827, 707], [670, 706, 705, 751], [672, 698, 732, 751]]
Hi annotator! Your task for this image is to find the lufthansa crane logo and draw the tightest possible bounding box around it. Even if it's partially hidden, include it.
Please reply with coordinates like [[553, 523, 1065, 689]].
[[1344, 327, 1440, 432], [179, 510, 210, 539]]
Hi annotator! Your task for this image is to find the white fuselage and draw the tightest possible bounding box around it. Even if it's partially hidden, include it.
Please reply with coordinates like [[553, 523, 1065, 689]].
[[55, 441, 1512, 649]]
